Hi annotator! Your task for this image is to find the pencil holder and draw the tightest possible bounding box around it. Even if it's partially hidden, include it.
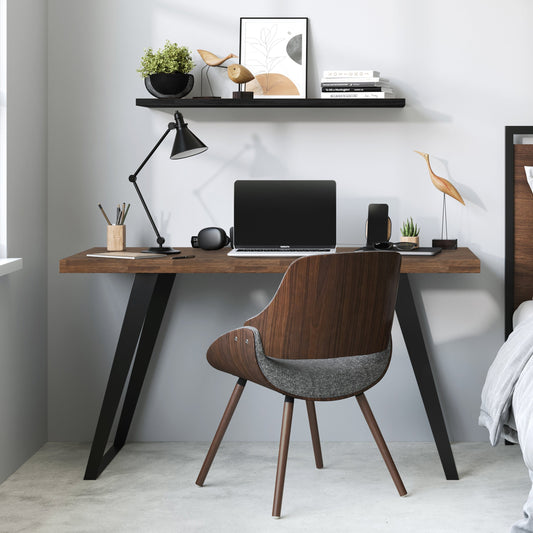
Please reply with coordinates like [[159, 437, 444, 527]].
[[107, 225, 126, 251]]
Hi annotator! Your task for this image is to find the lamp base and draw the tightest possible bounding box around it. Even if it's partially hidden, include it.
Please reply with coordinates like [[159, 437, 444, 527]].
[[143, 247, 181, 255], [432, 239, 457, 250], [232, 91, 254, 100]]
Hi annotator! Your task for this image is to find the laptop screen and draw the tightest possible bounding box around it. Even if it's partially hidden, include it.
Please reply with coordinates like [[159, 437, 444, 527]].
[[233, 180, 336, 249]]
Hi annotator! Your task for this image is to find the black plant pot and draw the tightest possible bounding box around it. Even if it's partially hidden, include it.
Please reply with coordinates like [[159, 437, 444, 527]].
[[144, 72, 194, 98]]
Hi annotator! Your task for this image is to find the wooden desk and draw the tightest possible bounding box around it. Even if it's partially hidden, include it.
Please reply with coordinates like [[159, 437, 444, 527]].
[[60, 247, 480, 480], [61, 246, 479, 274]]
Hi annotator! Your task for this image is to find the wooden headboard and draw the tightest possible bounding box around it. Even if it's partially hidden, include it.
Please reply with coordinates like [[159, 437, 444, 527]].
[[505, 126, 533, 337]]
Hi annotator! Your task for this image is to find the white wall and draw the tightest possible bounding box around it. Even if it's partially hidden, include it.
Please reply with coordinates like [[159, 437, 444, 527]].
[[47, 0, 533, 444], [0, 0, 48, 482]]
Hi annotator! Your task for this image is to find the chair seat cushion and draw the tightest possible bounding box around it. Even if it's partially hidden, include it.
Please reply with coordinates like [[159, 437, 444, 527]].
[[248, 327, 391, 400]]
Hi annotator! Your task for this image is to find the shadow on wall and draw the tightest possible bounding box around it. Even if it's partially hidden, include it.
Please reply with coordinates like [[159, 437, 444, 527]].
[[193, 134, 289, 225]]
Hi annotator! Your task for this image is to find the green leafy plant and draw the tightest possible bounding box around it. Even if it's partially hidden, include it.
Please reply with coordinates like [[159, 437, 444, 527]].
[[401, 217, 420, 237], [137, 40, 194, 78]]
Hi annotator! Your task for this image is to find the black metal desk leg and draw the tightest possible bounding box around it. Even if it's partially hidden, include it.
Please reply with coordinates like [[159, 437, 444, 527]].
[[84, 273, 175, 480], [395, 273, 459, 480], [114, 273, 175, 449]]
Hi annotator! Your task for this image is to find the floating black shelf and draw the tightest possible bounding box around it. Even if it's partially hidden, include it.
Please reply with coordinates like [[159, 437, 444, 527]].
[[136, 97, 406, 109]]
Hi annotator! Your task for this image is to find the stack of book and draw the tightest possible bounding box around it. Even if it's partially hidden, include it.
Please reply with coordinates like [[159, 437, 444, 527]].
[[320, 70, 394, 99]]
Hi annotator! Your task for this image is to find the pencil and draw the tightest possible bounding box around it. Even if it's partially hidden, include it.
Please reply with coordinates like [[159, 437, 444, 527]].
[[98, 204, 112, 225], [122, 203, 130, 224]]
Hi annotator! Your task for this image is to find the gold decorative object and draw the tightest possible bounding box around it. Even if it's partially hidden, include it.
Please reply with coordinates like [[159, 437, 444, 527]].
[[414, 151, 465, 205], [196, 49, 237, 97], [197, 50, 237, 67], [227, 64, 254, 84], [415, 151, 465, 249], [227, 63, 257, 100]]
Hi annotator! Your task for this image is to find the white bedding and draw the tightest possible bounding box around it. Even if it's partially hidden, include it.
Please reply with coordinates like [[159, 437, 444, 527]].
[[480, 301, 533, 532]]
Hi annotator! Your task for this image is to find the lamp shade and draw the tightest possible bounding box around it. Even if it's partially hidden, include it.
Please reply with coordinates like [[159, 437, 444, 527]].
[[170, 111, 208, 159]]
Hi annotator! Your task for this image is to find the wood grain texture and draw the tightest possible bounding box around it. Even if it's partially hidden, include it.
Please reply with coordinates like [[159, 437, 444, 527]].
[[272, 396, 294, 518], [106, 225, 125, 251], [196, 377, 246, 487], [513, 144, 533, 311], [59, 247, 480, 274], [197, 49, 237, 67], [245, 252, 401, 360], [356, 393, 407, 496], [414, 151, 465, 205], [227, 64, 254, 84], [206, 328, 272, 389], [305, 400, 323, 469]]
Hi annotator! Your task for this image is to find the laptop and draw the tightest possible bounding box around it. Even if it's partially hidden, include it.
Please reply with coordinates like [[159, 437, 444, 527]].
[[228, 180, 336, 257]]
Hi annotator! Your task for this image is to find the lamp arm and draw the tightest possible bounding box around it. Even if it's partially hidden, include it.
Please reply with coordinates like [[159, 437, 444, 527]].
[[131, 125, 174, 177], [130, 179, 164, 245], [128, 124, 176, 248]]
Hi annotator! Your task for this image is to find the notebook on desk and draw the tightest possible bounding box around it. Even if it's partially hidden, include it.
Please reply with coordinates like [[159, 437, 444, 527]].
[[399, 247, 441, 256], [228, 180, 337, 257], [356, 246, 442, 256]]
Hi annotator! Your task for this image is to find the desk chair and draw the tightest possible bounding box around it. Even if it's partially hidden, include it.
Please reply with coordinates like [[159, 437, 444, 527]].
[[195, 251, 407, 517]]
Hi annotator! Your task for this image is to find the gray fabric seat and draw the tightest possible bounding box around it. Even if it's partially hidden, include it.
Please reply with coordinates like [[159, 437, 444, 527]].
[[249, 326, 392, 399]]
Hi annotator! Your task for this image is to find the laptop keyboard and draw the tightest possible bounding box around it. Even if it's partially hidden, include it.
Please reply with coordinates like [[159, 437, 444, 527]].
[[228, 248, 336, 257]]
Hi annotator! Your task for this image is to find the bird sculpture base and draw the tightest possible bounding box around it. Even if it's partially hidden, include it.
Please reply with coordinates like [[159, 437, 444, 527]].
[[232, 91, 254, 100], [432, 239, 457, 250]]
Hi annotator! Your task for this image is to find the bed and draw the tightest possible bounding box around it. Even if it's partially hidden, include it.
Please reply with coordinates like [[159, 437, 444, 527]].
[[479, 127, 533, 533]]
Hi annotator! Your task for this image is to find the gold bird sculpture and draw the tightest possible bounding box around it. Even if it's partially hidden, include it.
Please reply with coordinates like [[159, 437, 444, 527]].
[[196, 50, 239, 97], [414, 151, 465, 205], [415, 150, 464, 243], [197, 49, 237, 67], [227, 64, 255, 84]]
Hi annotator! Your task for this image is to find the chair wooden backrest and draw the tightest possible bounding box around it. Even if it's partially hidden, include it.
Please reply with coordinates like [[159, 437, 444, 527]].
[[245, 251, 401, 360]]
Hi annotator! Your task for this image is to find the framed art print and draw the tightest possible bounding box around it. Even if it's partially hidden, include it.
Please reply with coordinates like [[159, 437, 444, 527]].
[[239, 17, 308, 98]]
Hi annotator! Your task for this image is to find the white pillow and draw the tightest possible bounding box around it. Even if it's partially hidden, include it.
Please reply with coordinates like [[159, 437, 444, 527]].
[[524, 166, 533, 194], [513, 299, 533, 329]]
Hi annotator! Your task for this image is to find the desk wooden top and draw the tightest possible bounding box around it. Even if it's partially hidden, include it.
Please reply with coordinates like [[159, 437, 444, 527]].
[[59, 247, 480, 275]]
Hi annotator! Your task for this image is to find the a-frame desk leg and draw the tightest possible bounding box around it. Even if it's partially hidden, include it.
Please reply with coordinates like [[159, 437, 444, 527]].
[[396, 273, 459, 481], [84, 273, 175, 480]]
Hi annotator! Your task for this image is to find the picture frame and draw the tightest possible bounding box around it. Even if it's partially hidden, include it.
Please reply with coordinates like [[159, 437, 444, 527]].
[[239, 17, 308, 99]]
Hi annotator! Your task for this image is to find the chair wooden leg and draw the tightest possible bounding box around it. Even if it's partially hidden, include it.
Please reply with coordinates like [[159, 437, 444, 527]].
[[305, 400, 323, 469], [196, 377, 247, 487], [272, 396, 294, 518], [356, 393, 407, 496]]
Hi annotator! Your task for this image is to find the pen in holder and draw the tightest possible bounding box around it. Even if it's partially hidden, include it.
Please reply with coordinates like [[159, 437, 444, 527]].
[[99, 202, 129, 251], [107, 225, 126, 251]]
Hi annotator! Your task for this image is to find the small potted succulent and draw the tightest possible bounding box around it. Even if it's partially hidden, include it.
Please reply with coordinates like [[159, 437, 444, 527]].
[[138, 40, 195, 98], [400, 217, 420, 248]]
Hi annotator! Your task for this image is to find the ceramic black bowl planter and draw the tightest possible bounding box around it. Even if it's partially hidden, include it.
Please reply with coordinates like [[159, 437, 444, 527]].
[[145, 72, 194, 98]]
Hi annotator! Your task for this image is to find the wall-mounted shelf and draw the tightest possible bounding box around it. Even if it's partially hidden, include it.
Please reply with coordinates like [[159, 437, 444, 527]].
[[136, 97, 406, 109]]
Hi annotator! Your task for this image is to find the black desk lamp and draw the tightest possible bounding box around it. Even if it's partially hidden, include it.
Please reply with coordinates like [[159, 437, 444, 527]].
[[129, 110, 207, 254]]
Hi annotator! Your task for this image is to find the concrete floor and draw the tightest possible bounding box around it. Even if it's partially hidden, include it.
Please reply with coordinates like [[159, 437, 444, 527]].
[[0, 442, 529, 532]]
